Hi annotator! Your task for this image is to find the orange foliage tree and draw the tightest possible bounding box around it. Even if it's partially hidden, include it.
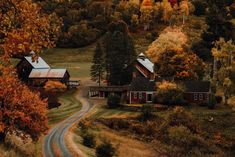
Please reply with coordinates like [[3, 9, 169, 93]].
[[0, 0, 60, 142], [0, 0, 61, 57], [154, 49, 205, 80], [0, 66, 48, 141]]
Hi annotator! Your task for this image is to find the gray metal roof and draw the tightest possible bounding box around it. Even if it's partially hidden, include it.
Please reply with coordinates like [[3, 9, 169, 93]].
[[137, 53, 154, 73], [29, 69, 67, 78], [24, 56, 50, 69]]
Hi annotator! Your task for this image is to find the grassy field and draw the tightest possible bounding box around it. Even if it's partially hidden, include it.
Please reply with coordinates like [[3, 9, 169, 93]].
[[41, 47, 95, 78], [88, 100, 139, 120]]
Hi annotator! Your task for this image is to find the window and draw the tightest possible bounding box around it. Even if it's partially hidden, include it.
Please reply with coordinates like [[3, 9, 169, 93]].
[[205, 94, 209, 100], [139, 92, 142, 99], [194, 93, 198, 100], [134, 92, 137, 99], [199, 94, 203, 100]]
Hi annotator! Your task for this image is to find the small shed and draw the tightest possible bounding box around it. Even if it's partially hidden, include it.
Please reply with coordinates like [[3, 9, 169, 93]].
[[183, 81, 211, 105], [28, 69, 70, 86], [127, 77, 156, 104], [16, 56, 50, 81]]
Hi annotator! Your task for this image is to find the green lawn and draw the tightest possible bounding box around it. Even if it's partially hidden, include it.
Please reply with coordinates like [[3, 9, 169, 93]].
[[41, 48, 95, 78], [47, 89, 82, 126]]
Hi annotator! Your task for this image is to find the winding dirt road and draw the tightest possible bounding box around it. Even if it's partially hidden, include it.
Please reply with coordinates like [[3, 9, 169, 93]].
[[43, 88, 93, 157]]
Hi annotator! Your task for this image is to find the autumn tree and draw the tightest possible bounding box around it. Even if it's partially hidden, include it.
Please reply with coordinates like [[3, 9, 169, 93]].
[[130, 14, 139, 32], [179, 0, 189, 24], [212, 38, 235, 102], [0, 0, 61, 57], [146, 27, 188, 62], [0, 0, 60, 142], [103, 20, 136, 85], [0, 67, 48, 142], [140, 0, 154, 30], [154, 49, 205, 80], [90, 43, 105, 86]]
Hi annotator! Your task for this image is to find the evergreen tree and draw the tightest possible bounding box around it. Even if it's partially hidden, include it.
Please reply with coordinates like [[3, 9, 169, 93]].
[[90, 43, 105, 86], [103, 20, 136, 86], [202, 0, 234, 48]]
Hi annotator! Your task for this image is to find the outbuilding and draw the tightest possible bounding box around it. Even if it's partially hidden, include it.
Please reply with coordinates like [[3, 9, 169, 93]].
[[28, 69, 70, 86], [16, 56, 50, 81], [183, 81, 211, 105]]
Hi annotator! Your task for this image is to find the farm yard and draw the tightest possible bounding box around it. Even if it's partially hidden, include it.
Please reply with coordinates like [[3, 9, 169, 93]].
[[1, 0, 235, 157]]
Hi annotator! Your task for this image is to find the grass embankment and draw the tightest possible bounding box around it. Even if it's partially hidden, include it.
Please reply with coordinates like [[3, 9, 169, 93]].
[[88, 100, 139, 120], [47, 89, 82, 126]]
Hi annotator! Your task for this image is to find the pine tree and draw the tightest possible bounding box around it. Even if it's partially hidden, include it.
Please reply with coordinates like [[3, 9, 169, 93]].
[[103, 20, 136, 86], [202, 0, 234, 49], [90, 42, 105, 86]]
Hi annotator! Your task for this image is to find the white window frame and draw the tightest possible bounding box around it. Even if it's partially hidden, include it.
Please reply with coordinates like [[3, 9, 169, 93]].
[[199, 94, 203, 100], [134, 92, 137, 99], [194, 93, 198, 100]]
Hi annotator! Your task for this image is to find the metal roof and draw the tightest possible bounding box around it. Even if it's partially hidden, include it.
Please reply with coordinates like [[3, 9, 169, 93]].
[[24, 56, 50, 69], [29, 69, 67, 78], [137, 53, 154, 73]]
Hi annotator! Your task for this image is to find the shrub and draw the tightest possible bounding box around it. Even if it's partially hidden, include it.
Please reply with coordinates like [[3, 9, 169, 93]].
[[44, 80, 67, 93], [156, 81, 185, 106], [99, 118, 130, 130], [96, 141, 116, 157], [139, 105, 154, 121], [168, 125, 206, 148], [78, 120, 90, 133], [215, 96, 223, 104], [107, 95, 121, 108], [81, 132, 96, 148], [167, 125, 216, 157], [157, 107, 200, 140]]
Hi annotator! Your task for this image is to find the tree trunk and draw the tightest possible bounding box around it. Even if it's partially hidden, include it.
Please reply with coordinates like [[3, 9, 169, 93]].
[[213, 57, 217, 79]]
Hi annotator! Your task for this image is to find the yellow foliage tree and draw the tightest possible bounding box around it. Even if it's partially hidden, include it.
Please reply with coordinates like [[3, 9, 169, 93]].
[[146, 27, 188, 62]]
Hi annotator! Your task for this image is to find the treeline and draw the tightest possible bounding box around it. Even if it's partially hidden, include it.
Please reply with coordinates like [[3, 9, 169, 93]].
[[34, 0, 235, 50], [35, 0, 114, 47]]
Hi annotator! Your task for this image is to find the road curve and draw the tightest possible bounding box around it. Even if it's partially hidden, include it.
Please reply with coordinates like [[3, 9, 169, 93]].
[[43, 89, 93, 157]]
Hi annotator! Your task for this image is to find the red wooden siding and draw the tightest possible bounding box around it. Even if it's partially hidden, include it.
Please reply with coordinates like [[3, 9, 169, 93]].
[[129, 91, 149, 104], [184, 93, 209, 104], [135, 63, 155, 80]]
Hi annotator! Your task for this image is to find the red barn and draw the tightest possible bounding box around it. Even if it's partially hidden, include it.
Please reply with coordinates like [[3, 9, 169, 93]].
[[183, 81, 211, 105], [16, 55, 50, 81], [127, 77, 156, 104], [133, 53, 155, 81]]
